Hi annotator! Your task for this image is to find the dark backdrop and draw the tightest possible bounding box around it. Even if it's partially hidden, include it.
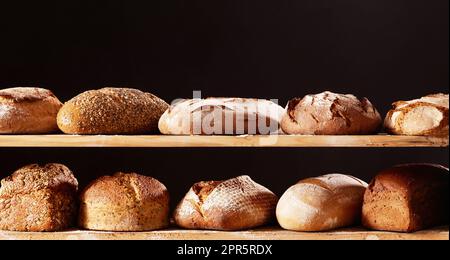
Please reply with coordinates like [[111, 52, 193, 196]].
[[0, 0, 448, 207]]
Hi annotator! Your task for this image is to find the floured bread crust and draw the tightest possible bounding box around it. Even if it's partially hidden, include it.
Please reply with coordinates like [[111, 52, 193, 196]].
[[384, 93, 449, 136], [174, 176, 278, 230], [0, 87, 63, 134], [159, 98, 285, 135], [276, 174, 368, 232], [281, 91, 382, 135]]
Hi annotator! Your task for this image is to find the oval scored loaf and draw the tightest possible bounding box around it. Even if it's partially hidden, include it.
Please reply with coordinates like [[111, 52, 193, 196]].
[[174, 175, 278, 231], [281, 91, 382, 135], [276, 174, 368, 232], [57, 88, 169, 134], [159, 98, 285, 135]]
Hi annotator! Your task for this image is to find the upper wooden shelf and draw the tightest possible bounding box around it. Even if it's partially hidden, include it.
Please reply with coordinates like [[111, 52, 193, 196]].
[[0, 135, 447, 148], [0, 226, 447, 240]]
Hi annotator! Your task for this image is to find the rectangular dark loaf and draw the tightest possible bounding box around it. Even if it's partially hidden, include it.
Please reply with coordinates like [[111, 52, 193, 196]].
[[362, 164, 449, 233]]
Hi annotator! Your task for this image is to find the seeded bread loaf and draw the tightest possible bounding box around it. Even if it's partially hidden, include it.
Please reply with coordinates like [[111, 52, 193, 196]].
[[0, 163, 78, 232], [79, 173, 170, 231], [57, 88, 169, 134]]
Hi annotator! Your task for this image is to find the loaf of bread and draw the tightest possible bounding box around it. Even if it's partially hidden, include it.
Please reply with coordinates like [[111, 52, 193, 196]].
[[0, 87, 63, 134], [79, 173, 170, 231], [174, 175, 278, 230], [0, 164, 78, 232], [384, 94, 449, 137], [57, 88, 169, 134], [362, 164, 449, 233], [158, 98, 285, 135], [281, 91, 382, 135], [276, 174, 368, 232]]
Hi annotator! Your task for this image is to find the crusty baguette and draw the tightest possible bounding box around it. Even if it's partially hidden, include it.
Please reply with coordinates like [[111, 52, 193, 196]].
[[276, 174, 368, 232], [174, 176, 278, 231], [362, 164, 449, 233], [79, 173, 170, 231], [384, 93, 449, 137], [281, 91, 382, 135], [0, 164, 78, 232], [0, 87, 62, 134], [159, 98, 285, 135], [57, 88, 168, 134]]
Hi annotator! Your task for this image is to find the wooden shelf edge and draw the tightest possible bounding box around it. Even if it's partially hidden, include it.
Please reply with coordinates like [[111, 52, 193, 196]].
[[0, 135, 448, 148], [0, 227, 448, 240]]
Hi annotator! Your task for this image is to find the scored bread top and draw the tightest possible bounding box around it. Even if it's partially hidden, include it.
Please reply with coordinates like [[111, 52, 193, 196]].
[[0, 164, 78, 196], [80, 172, 169, 208], [159, 97, 285, 135], [392, 93, 449, 110], [297, 174, 368, 191], [174, 175, 278, 230], [0, 87, 59, 103], [283, 91, 382, 135]]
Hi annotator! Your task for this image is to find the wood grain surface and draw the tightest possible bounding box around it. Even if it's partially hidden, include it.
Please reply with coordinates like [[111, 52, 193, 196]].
[[0, 135, 448, 147], [0, 226, 447, 240]]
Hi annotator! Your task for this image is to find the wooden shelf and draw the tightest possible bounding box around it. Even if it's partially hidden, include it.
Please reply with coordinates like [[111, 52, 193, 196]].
[[0, 226, 447, 240], [0, 135, 447, 148]]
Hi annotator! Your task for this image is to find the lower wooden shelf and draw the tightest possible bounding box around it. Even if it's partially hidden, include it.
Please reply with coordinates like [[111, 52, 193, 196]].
[[0, 226, 448, 240]]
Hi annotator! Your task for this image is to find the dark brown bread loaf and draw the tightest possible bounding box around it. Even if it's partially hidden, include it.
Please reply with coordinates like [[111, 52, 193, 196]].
[[362, 164, 449, 232], [57, 88, 169, 134], [0, 87, 63, 134], [0, 164, 78, 232]]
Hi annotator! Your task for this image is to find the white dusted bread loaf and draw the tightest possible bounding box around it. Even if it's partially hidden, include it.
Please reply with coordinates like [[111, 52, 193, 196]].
[[0, 87, 63, 134], [276, 174, 368, 232], [384, 93, 449, 137], [158, 98, 284, 135], [174, 175, 278, 231], [281, 91, 382, 135]]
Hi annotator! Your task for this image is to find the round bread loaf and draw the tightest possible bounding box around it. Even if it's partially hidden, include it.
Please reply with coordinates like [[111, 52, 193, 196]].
[[0, 163, 78, 232], [174, 175, 278, 231], [57, 88, 169, 134], [79, 173, 170, 231], [159, 98, 285, 135], [0, 87, 63, 134], [384, 93, 449, 137], [276, 174, 368, 232], [281, 91, 382, 135]]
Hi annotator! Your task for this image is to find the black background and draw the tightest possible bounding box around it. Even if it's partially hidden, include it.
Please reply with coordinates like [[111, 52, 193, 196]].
[[0, 0, 448, 207]]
